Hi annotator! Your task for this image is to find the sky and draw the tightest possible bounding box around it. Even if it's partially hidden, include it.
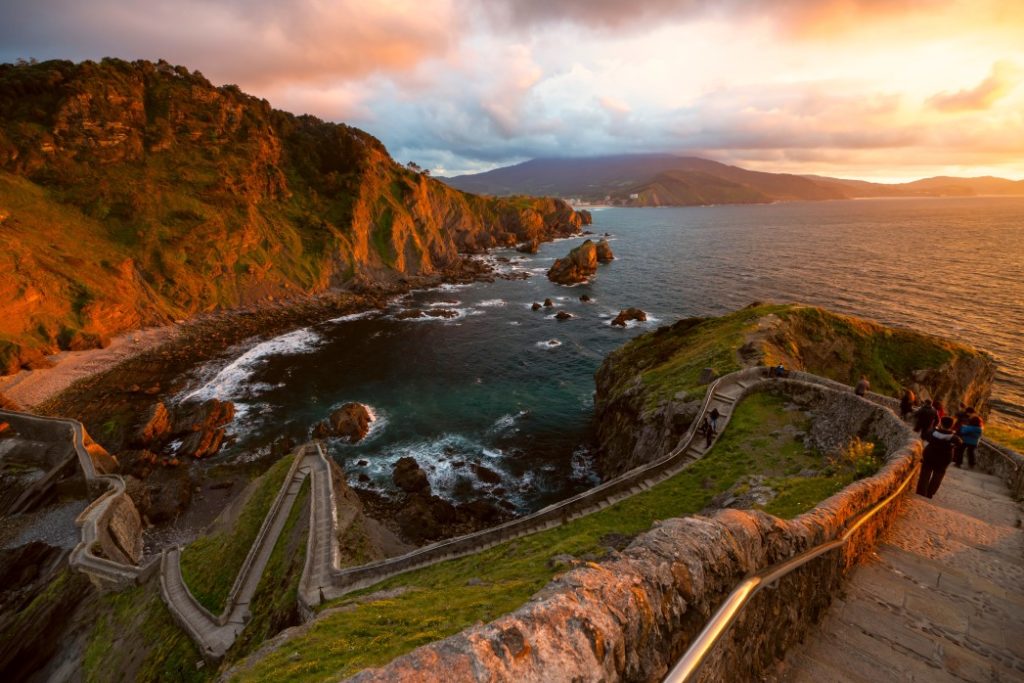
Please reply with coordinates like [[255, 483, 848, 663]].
[[2, 0, 1023, 181]]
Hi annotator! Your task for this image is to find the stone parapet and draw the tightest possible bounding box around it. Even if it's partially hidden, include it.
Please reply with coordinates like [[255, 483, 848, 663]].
[[976, 440, 1024, 500]]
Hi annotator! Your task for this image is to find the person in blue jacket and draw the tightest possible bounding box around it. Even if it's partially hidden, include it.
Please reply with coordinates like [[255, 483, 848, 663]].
[[955, 415, 983, 469]]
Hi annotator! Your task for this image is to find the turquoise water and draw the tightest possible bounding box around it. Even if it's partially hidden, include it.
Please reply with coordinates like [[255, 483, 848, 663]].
[[180, 197, 1024, 512]]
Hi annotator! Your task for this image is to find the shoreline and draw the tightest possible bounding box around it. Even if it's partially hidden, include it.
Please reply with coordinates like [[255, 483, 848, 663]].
[[0, 325, 182, 410]]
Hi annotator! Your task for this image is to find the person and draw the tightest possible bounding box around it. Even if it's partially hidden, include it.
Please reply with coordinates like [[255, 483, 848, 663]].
[[913, 399, 937, 440], [916, 416, 962, 498], [956, 415, 983, 469], [700, 414, 716, 448], [952, 403, 971, 431], [855, 375, 870, 397], [708, 407, 721, 433], [900, 389, 916, 420], [933, 400, 945, 423]]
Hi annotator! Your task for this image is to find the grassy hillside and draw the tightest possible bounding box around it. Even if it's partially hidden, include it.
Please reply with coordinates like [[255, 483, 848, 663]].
[[593, 304, 995, 475], [0, 58, 586, 372]]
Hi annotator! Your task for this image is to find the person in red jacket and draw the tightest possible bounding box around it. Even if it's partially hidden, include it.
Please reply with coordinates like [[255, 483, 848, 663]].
[[916, 416, 962, 499]]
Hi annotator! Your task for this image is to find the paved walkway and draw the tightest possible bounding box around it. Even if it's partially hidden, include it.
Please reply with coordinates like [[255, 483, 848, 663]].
[[780, 466, 1024, 682]]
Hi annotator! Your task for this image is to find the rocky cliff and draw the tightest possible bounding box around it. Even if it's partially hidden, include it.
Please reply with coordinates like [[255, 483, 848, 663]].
[[593, 303, 995, 477], [0, 58, 589, 373]]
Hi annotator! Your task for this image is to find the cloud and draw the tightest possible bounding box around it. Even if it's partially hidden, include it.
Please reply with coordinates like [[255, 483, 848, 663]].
[[477, 0, 944, 35], [928, 60, 1021, 112], [0, 0, 458, 89]]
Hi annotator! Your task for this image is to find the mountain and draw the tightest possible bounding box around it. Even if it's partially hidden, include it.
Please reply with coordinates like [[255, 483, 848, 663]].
[[443, 154, 1024, 205], [0, 59, 587, 373]]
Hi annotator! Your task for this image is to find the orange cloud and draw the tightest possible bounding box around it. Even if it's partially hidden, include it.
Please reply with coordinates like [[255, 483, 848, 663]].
[[928, 61, 1021, 112]]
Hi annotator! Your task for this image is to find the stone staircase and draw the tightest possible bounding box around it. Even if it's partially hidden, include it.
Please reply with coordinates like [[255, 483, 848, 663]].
[[778, 466, 1024, 682]]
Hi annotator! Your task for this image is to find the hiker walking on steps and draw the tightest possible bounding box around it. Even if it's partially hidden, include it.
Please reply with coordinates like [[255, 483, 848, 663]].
[[855, 374, 870, 397], [913, 399, 938, 440], [916, 416, 962, 498], [955, 415, 984, 469], [700, 413, 717, 448], [708, 407, 721, 433]]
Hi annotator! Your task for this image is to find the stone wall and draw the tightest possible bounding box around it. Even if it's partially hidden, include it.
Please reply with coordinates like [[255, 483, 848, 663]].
[[976, 441, 1024, 500], [346, 385, 921, 682]]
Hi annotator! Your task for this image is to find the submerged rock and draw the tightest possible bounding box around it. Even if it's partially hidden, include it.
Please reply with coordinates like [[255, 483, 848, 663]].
[[611, 308, 647, 327], [555, 311, 573, 321], [472, 463, 502, 484], [393, 456, 431, 494]]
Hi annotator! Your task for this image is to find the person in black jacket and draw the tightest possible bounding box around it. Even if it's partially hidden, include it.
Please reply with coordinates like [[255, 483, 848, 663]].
[[916, 416, 962, 498], [913, 399, 937, 440]]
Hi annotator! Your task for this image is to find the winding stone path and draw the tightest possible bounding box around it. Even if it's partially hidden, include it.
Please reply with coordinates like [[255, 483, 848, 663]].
[[779, 466, 1024, 682], [160, 447, 316, 661]]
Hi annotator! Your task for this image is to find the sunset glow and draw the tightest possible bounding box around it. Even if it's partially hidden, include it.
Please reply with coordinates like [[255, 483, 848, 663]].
[[2, 0, 1022, 179]]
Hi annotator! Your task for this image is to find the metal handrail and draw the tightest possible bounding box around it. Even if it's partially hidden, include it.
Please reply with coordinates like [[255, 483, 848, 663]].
[[663, 464, 917, 683]]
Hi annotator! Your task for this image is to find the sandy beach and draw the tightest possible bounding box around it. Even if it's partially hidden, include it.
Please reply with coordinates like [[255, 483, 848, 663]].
[[0, 325, 180, 410]]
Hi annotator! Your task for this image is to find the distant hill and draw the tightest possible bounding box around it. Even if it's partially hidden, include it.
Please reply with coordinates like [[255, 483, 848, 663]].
[[443, 154, 1024, 205]]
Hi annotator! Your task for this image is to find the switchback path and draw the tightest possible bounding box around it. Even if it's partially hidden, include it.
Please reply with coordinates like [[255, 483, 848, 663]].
[[779, 466, 1024, 682]]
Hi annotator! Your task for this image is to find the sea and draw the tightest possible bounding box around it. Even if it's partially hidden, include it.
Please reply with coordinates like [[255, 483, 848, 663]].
[[176, 197, 1024, 513]]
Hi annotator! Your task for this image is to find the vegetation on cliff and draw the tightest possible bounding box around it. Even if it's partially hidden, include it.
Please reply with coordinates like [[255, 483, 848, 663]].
[[0, 58, 587, 372], [179, 454, 296, 613]]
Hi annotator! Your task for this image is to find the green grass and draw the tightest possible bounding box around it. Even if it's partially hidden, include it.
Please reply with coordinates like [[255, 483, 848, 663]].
[[603, 304, 789, 409], [233, 392, 856, 682], [83, 583, 206, 683], [180, 454, 295, 614], [599, 304, 985, 418], [777, 306, 959, 395]]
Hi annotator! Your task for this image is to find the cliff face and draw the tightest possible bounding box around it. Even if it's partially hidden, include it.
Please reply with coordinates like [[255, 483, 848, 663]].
[[0, 59, 588, 373], [593, 304, 995, 477]]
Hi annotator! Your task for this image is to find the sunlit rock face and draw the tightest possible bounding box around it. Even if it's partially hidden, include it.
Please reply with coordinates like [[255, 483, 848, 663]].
[[0, 58, 587, 373]]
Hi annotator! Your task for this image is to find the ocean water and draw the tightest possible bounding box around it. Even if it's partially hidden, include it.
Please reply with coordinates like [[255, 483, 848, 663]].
[[178, 197, 1024, 512]]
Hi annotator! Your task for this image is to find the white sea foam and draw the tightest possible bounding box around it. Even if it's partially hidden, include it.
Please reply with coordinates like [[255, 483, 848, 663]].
[[570, 446, 601, 485], [180, 328, 323, 405], [488, 410, 528, 436], [328, 310, 381, 323], [477, 298, 507, 307], [535, 339, 562, 348], [391, 307, 481, 323]]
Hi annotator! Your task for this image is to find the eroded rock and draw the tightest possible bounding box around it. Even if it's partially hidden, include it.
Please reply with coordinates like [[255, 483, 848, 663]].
[[611, 308, 647, 327], [547, 240, 598, 285]]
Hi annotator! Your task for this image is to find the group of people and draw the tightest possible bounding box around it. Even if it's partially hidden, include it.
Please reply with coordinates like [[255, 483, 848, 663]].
[[900, 388, 985, 499]]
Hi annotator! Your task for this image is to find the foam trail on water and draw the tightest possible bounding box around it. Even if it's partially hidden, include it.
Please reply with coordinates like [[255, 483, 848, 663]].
[[181, 328, 322, 405]]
